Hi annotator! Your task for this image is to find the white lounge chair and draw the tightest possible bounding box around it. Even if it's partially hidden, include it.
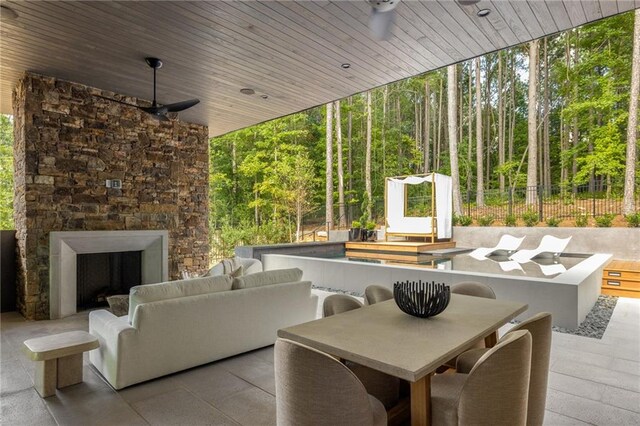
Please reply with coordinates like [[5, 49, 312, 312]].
[[509, 235, 572, 264], [468, 235, 526, 260]]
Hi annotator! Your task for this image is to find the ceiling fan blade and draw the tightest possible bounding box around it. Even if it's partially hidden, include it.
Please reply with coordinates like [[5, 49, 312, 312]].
[[94, 94, 139, 108], [163, 99, 200, 113], [139, 105, 162, 114], [369, 9, 395, 41]]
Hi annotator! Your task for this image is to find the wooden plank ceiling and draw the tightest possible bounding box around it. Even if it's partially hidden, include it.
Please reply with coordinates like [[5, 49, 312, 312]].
[[0, 0, 636, 136]]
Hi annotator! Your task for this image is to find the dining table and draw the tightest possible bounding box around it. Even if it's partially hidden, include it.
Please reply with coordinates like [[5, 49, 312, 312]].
[[277, 293, 528, 426]]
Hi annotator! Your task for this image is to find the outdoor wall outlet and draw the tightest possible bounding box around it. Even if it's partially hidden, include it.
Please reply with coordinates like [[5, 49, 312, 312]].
[[105, 179, 122, 189]]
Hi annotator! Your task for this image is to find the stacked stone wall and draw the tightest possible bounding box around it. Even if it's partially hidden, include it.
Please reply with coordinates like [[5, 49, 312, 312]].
[[13, 73, 209, 319]]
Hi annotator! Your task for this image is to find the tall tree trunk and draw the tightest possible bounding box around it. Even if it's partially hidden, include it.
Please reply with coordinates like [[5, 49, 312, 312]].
[[485, 58, 491, 189], [423, 79, 430, 173], [448, 65, 463, 215], [347, 96, 353, 223], [475, 58, 484, 206], [543, 37, 551, 192], [526, 39, 540, 205], [498, 51, 505, 192], [366, 91, 373, 220], [383, 86, 388, 176], [335, 100, 347, 228], [623, 9, 640, 214], [509, 51, 516, 163], [436, 77, 444, 171], [467, 62, 473, 193], [397, 96, 403, 171], [572, 30, 580, 194], [325, 102, 334, 229]]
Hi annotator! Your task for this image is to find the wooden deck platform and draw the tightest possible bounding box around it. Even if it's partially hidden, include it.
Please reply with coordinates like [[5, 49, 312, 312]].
[[344, 240, 456, 254], [345, 250, 442, 265]]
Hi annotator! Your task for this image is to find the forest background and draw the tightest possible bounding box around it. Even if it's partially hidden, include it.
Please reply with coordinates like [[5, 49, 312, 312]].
[[1, 10, 639, 259]]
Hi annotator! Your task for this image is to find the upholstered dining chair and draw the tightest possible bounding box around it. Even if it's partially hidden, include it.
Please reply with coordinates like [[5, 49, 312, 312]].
[[431, 330, 532, 426], [322, 294, 400, 410], [322, 294, 363, 317], [274, 338, 387, 426], [456, 312, 552, 426], [438, 282, 497, 371], [364, 285, 393, 305]]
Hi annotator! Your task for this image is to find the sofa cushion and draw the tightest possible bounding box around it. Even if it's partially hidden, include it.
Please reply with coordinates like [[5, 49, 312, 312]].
[[128, 275, 233, 319], [232, 268, 303, 290], [205, 257, 263, 277]]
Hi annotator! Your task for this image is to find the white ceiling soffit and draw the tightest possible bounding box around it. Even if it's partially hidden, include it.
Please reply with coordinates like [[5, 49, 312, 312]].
[[0, 1, 636, 136]]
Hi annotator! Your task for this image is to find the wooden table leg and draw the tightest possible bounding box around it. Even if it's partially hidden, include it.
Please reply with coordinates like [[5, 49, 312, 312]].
[[57, 353, 83, 388], [35, 359, 57, 398], [485, 330, 499, 348], [410, 373, 433, 426]]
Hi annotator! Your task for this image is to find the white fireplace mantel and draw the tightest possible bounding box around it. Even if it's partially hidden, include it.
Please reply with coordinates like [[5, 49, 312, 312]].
[[49, 230, 169, 319]]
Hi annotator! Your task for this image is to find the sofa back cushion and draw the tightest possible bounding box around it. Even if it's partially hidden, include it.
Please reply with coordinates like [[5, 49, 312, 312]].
[[128, 275, 233, 319], [232, 268, 303, 290]]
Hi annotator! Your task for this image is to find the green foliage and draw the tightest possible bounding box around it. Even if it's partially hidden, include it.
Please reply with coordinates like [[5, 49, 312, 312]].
[[545, 216, 561, 227], [365, 221, 376, 231], [453, 214, 473, 226], [0, 114, 13, 230], [477, 215, 495, 227], [625, 213, 640, 227], [575, 213, 589, 227], [595, 214, 615, 227], [351, 220, 362, 229], [212, 221, 293, 260], [504, 214, 517, 227], [522, 210, 540, 227]]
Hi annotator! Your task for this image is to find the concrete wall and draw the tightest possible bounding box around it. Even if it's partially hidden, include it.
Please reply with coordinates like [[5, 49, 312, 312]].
[[263, 253, 609, 329], [452, 226, 639, 260]]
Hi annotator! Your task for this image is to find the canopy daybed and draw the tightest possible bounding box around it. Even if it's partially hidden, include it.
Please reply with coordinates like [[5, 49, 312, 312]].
[[384, 173, 452, 242]]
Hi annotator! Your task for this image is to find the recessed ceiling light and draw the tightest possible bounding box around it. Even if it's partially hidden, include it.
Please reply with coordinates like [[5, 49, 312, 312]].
[[261, 94, 268, 99], [0, 5, 19, 20], [457, 0, 480, 5], [341, 63, 351, 69], [240, 88, 255, 95], [477, 9, 491, 17]]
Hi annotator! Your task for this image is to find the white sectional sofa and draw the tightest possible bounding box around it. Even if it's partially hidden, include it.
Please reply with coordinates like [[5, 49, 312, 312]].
[[89, 268, 317, 389]]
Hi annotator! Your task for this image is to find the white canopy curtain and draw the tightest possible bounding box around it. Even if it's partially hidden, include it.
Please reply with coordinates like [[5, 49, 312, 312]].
[[385, 173, 452, 239]]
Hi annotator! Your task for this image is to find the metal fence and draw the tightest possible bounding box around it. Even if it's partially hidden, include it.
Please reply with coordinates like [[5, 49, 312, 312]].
[[302, 180, 640, 230], [462, 181, 640, 222]]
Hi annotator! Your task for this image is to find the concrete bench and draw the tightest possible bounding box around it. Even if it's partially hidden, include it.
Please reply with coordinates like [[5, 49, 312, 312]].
[[23, 330, 99, 397]]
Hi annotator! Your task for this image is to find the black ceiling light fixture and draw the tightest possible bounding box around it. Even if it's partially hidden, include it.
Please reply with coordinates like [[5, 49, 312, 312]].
[[341, 63, 351, 69], [95, 57, 200, 121], [477, 9, 491, 17], [260, 94, 269, 100], [240, 88, 255, 95]]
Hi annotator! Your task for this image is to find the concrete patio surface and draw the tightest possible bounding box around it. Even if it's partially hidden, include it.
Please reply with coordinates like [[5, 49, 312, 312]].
[[1, 290, 638, 425]]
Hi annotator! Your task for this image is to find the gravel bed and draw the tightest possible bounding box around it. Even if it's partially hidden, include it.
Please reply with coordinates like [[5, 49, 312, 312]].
[[551, 295, 618, 339], [314, 286, 618, 340]]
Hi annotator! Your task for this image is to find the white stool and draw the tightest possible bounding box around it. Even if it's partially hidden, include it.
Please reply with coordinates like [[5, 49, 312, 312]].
[[23, 330, 99, 397]]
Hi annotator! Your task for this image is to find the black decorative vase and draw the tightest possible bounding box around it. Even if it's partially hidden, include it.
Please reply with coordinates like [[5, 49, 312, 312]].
[[393, 280, 450, 318], [349, 228, 362, 241]]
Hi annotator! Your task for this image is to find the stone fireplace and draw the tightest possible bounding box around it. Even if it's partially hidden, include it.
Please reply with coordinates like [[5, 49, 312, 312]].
[[50, 230, 169, 319], [13, 73, 210, 320]]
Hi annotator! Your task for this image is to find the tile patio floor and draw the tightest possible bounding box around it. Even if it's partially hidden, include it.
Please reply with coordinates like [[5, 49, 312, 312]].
[[1, 290, 639, 425]]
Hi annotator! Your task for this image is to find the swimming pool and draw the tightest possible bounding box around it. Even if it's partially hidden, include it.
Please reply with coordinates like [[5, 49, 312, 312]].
[[262, 251, 612, 329], [329, 252, 589, 279]]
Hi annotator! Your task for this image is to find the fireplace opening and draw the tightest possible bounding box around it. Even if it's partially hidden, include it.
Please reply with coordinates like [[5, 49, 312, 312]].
[[76, 251, 142, 309]]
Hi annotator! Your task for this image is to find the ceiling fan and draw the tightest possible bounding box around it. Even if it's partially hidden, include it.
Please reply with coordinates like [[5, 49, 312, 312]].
[[367, 0, 480, 40], [96, 57, 199, 122]]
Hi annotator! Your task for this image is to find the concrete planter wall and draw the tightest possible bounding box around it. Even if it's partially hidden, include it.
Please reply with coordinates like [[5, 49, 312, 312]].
[[452, 226, 639, 260]]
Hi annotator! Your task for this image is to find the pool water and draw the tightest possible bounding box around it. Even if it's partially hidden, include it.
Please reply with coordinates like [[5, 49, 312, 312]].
[[306, 252, 589, 279]]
